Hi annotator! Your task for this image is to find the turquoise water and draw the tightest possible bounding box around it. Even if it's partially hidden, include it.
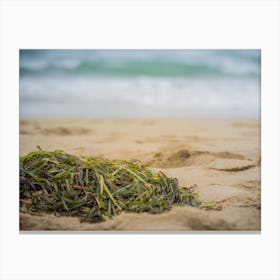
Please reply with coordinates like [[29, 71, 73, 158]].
[[20, 50, 260, 118]]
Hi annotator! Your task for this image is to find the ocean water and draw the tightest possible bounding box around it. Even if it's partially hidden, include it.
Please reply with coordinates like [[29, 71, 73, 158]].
[[19, 50, 260, 118]]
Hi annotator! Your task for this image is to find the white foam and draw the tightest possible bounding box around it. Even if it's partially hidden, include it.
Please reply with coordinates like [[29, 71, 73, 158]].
[[19, 75, 260, 118]]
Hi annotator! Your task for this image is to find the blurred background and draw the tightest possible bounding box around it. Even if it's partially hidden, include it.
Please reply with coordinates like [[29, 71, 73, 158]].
[[19, 49, 260, 118]]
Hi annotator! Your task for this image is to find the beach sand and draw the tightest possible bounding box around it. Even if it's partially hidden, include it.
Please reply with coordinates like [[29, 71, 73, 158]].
[[20, 118, 261, 231]]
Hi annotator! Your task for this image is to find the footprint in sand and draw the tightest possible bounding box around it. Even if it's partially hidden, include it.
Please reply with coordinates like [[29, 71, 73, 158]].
[[147, 148, 256, 170], [42, 127, 90, 136], [208, 159, 256, 172]]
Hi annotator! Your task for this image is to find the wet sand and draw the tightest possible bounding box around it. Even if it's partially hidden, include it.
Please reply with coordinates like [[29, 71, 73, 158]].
[[20, 118, 261, 231]]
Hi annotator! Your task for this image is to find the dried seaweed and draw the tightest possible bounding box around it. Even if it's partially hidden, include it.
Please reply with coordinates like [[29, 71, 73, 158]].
[[20, 148, 200, 223]]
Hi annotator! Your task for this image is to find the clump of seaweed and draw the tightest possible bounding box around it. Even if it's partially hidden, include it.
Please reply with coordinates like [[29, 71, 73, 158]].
[[20, 148, 200, 223]]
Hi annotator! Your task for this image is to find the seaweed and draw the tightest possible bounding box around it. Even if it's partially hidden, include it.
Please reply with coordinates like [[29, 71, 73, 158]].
[[20, 148, 200, 223]]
